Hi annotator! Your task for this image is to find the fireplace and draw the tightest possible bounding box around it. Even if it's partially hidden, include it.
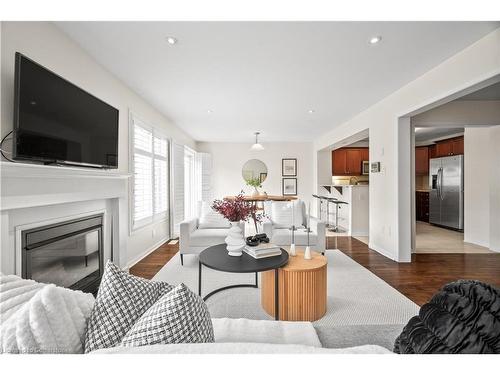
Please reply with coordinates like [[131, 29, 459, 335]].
[[21, 214, 104, 294]]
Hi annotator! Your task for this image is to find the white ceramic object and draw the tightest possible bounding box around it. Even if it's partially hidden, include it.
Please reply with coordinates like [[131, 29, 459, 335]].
[[225, 221, 245, 256], [251, 187, 260, 197], [289, 243, 296, 257], [304, 246, 312, 260]]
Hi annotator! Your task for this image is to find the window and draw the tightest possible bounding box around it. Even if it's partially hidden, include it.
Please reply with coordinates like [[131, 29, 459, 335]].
[[131, 115, 169, 230], [184, 147, 198, 219]]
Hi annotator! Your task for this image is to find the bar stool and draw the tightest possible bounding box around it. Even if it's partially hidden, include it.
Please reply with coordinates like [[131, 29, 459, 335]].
[[325, 197, 337, 230], [312, 194, 328, 221], [329, 199, 348, 232]]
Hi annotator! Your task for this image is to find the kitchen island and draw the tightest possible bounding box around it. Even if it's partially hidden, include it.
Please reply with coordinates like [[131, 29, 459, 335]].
[[318, 184, 369, 236]]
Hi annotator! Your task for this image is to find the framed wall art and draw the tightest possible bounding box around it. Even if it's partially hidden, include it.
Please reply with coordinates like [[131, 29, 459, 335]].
[[282, 178, 297, 196], [282, 158, 297, 176]]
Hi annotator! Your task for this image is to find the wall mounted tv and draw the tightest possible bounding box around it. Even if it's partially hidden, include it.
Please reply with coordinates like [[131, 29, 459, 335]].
[[13, 52, 119, 168]]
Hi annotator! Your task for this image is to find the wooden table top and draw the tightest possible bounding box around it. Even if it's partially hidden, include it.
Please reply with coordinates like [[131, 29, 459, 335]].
[[224, 195, 297, 202], [280, 249, 327, 271]]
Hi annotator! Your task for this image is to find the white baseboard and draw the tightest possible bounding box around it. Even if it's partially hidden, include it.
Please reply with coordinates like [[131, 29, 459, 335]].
[[125, 237, 170, 270], [350, 230, 369, 237], [368, 241, 400, 262], [463, 239, 490, 249]]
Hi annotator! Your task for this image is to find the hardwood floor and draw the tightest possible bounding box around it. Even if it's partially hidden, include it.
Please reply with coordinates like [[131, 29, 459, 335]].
[[327, 236, 500, 306], [130, 237, 500, 306], [129, 241, 179, 280]]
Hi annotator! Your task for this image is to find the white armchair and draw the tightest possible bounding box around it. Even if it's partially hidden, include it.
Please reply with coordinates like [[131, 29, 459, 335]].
[[262, 200, 326, 254], [179, 202, 245, 265]]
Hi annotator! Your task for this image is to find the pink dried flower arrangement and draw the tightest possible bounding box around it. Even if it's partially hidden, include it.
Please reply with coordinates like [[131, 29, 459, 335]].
[[211, 193, 262, 222]]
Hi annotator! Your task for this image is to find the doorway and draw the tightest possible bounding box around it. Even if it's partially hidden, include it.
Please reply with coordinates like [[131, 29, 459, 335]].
[[407, 79, 500, 256], [316, 129, 370, 248]]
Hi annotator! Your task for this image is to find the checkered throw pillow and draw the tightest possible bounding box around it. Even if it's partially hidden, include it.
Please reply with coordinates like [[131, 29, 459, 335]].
[[120, 283, 214, 347], [84, 261, 173, 353]]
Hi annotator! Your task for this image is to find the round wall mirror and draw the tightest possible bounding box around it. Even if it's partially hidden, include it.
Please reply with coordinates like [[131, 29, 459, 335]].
[[242, 159, 268, 184]]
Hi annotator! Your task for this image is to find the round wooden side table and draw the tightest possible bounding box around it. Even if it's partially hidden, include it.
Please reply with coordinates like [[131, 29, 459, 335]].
[[261, 250, 327, 321]]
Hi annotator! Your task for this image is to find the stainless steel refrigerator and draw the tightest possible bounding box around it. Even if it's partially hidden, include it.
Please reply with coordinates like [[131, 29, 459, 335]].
[[429, 155, 464, 230]]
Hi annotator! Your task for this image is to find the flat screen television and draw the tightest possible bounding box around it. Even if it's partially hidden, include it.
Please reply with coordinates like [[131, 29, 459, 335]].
[[13, 53, 119, 168]]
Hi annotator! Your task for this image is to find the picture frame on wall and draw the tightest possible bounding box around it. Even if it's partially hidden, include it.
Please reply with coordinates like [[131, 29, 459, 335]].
[[259, 172, 267, 183], [282, 178, 297, 196], [282, 158, 297, 176]]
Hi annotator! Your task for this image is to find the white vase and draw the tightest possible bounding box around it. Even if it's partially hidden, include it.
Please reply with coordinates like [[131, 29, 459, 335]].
[[251, 187, 260, 197], [225, 221, 245, 257]]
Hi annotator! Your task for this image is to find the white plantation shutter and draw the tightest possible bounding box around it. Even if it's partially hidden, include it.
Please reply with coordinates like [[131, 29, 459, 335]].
[[133, 153, 153, 222], [172, 142, 185, 236], [154, 158, 168, 213], [199, 153, 212, 201], [131, 115, 169, 230]]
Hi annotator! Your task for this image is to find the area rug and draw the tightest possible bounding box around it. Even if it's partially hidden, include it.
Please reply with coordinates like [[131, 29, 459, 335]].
[[153, 250, 419, 327]]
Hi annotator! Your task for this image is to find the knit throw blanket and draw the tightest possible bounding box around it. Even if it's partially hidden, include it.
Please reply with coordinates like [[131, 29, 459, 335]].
[[0, 273, 95, 354]]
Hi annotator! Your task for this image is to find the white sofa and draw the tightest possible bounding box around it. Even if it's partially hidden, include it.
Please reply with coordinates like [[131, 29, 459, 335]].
[[262, 200, 326, 254], [179, 202, 245, 265], [0, 273, 393, 354]]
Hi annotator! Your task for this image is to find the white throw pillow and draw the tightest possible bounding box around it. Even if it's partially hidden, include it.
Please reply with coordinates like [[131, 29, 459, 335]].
[[270, 201, 304, 228], [198, 201, 230, 229]]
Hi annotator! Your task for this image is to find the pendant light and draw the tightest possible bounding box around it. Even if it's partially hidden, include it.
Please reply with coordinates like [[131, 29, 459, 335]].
[[250, 132, 264, 151]]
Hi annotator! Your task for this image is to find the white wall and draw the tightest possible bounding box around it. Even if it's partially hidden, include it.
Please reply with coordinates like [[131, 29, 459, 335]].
[[412, 100, 500, 127], [313, 27, 500, 261], [196, 142, 314, 205], [464, 128, 491, 248], [0, 22, 196, 266], [489, 126, 500, 252]]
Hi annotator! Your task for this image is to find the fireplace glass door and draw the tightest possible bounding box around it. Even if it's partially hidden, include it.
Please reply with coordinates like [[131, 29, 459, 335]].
[[22, 215, 103, 293]]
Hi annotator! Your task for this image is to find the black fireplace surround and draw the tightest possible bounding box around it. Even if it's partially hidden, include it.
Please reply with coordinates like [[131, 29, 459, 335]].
[[22, 214, 104, 294]]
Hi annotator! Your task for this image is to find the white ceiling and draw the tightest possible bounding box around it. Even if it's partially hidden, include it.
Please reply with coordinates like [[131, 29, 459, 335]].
[[56, 21, 500, 142]]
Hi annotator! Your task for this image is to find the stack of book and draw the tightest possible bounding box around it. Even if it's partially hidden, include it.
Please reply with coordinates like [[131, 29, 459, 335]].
[[243, 243, 282, 259]]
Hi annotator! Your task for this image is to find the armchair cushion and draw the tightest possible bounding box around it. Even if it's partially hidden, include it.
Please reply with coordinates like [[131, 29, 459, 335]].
[[270, 201, 304, 228], [271, 228, 319, 246], [198, 201, 230, 229], [189, 228, 232, 247]]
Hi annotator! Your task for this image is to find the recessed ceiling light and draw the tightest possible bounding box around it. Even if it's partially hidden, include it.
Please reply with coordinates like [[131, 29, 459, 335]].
[[308, 109, 315, 114], [166, 36, 177, 45], [207, 110, 213, 114], [369, 36, 382, 45]]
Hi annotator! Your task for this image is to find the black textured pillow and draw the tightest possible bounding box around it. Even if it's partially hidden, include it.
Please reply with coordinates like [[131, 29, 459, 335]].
[[120, 283, 214, 347], [394, 280, 500, 354], [84, 261, 173, 353]]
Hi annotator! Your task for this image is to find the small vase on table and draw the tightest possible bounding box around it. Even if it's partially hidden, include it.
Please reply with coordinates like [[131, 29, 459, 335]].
[[225, 221, 245, 257]]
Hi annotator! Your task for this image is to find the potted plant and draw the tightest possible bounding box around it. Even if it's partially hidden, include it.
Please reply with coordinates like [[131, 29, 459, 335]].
[[246, 177, 262, 197], [212, 194, 260, 256]]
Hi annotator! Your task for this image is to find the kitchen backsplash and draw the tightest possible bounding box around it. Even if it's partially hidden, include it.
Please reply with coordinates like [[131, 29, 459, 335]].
[[331, 175, 370, 185], [415, 175, 430, 191]]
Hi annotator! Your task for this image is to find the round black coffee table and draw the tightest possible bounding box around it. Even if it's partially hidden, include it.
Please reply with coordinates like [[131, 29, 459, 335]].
[[198, 243, 289, 320]]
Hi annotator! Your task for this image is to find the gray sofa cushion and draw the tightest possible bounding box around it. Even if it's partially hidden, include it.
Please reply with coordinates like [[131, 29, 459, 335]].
[[315, 324, 405, 350]]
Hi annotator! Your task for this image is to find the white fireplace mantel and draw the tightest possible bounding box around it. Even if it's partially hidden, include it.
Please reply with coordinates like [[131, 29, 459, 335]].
[[1, 161, 131, 273], [1, 161, 131, 210]]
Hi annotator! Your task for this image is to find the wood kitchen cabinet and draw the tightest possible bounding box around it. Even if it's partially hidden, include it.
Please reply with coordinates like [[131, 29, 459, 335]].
[[332, 149, 347, 175], [434, 136, 464, 157], [450, 137, 464, 155], [360, 148, 369, 162], [332, 147, 369, 176], [416, 191, 429, 222], [345, 149, 362, 175], [415, 146, 429, 175]]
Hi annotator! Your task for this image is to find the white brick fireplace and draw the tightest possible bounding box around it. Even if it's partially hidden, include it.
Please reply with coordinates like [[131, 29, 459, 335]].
[[0, 162, 130, 276]]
